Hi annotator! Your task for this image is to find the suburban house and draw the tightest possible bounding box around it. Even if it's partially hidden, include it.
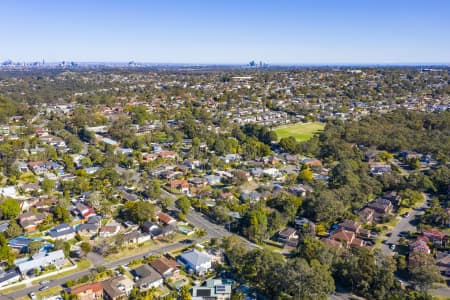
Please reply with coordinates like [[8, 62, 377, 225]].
[[142, 221, 162, 237], [99, 221, 121, 238], [33, 197, 58, 212], [157, 212, 177, 226], [77, 219, 100, 237], [383, 191, 402, 206], [17, 250, 66, 276], [288, 184, 313, 197], [75, 202, 96, 219], [409, 236, 431, 254], [169, 179, 189, 194], [142, 221, 175, 239], [150, 256, 181, 279], [322, 238, 344, 248], [370, 163, 392, 175], [341, 219, 371, 238], [120, 191, 138, 202], [240, 191, 261, 203], [123, 230, 151, 246], [422, 229, 446, 245], [8, 236, 38, 253], [328, 229, 364, 248], [133, 264, 163, 291], [191, 278, 233, 300], [368, 198, 393, 215], [341, 219, 361, 233], [178, 249, 212, 275], [159, 150, 177, 160], [48, 223, 75, 241], [28, 161, 47, 174], [188, 177, 207, 188], [204, 174, 222, 185], [102, 276, 134, 300], [278, 227, 299, 247], [183, 160, 200, 170], [0, 270, 20, 287], [358, 207, 375, 224], [302, 158, 322, 167], [436, 252, 450, 275], [69, 282, 104, 300], [19, 212, 46, 232]]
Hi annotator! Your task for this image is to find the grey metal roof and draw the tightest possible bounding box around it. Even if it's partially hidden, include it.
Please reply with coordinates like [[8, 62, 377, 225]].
[[17, 250, 65, 275], [180, 249, 211, 267]]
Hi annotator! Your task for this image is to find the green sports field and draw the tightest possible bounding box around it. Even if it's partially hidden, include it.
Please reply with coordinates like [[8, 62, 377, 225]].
[[274, 122, 325, 142]]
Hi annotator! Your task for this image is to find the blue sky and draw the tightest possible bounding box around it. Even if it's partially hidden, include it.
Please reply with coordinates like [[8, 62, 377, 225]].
[[1, 0, 449, 64]]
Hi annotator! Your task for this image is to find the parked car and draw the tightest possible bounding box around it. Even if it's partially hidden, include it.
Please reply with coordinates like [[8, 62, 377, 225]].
[[390, 244, 396, 250], [39, 285, 49, 291], [29, 292, 37, 300], [40, 280, 50, 285]]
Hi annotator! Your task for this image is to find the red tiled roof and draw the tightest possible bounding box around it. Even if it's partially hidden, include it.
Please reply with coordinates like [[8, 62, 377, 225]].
[[422, 229, 446, 240], [70, 282, 103, 295], [158, 212, 175, 224]]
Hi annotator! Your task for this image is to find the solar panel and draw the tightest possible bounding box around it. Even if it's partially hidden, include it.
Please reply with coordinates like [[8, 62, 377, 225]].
[[197, 289, 212, 297], [216, 285, 226, 292]]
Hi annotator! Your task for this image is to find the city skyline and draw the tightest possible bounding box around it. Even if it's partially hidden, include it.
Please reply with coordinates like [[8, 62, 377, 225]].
[[1, 0, 449, 64]]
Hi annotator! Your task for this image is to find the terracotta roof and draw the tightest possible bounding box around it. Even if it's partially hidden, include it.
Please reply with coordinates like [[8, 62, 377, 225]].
[[70, 282, 103, 295], [422, 229, 446, 240], [322, 238, 343, 248], [27, 161, 45, 167], [158, 212, 176, 225], [170, 179, 189, 189], [150, 257, 180, 275], [330, 229, 355, 243]]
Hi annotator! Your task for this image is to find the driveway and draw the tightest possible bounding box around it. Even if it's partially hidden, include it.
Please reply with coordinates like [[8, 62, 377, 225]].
[[3, 241, 187, 299], [381, 194, 430, 255]]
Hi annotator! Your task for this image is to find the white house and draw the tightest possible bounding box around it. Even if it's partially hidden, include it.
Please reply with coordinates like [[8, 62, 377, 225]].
[[17, 250, 65, 276], [0, 270, 20, 287], [178, 249, 212, 275]]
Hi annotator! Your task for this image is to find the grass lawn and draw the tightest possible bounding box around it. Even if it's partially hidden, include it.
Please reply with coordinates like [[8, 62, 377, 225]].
[[106, 234, 190, 262], [17, 286, 63, 300], [36, 286, 63, 299], [0, 283, 26, 294], [274, 122, 325, 142], [262, 243, 283, 253], [31, 259, 91, 284]]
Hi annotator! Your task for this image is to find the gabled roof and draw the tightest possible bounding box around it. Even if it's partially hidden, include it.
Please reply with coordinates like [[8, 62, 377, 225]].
[[150, 257, 180, 275], [341, 219, 361, 232], [48, 223, 74, 238], [180, 249, 212, 267], [158, 212, 176, 225], [134, 264, 162, 286], [422, 229, 446, 240], [0, 270, 20, 284], [330, 229, 355, 243], [279, 227, 296, 238], [70, 282, 103, 295]]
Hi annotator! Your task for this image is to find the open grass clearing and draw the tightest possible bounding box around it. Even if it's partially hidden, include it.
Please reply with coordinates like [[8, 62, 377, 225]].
[[274, 122, 325, 142]]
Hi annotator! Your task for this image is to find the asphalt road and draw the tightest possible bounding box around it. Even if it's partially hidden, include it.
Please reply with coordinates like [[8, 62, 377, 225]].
[[3, 189, 256, 299], [381, 194, 430, 255], [2, 242, 186, 299], [162, 189, 259, 249]]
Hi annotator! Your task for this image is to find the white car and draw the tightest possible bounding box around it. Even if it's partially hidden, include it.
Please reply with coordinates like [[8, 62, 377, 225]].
[[390, 244, 396, 250], [29, 292, 37, 300]]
